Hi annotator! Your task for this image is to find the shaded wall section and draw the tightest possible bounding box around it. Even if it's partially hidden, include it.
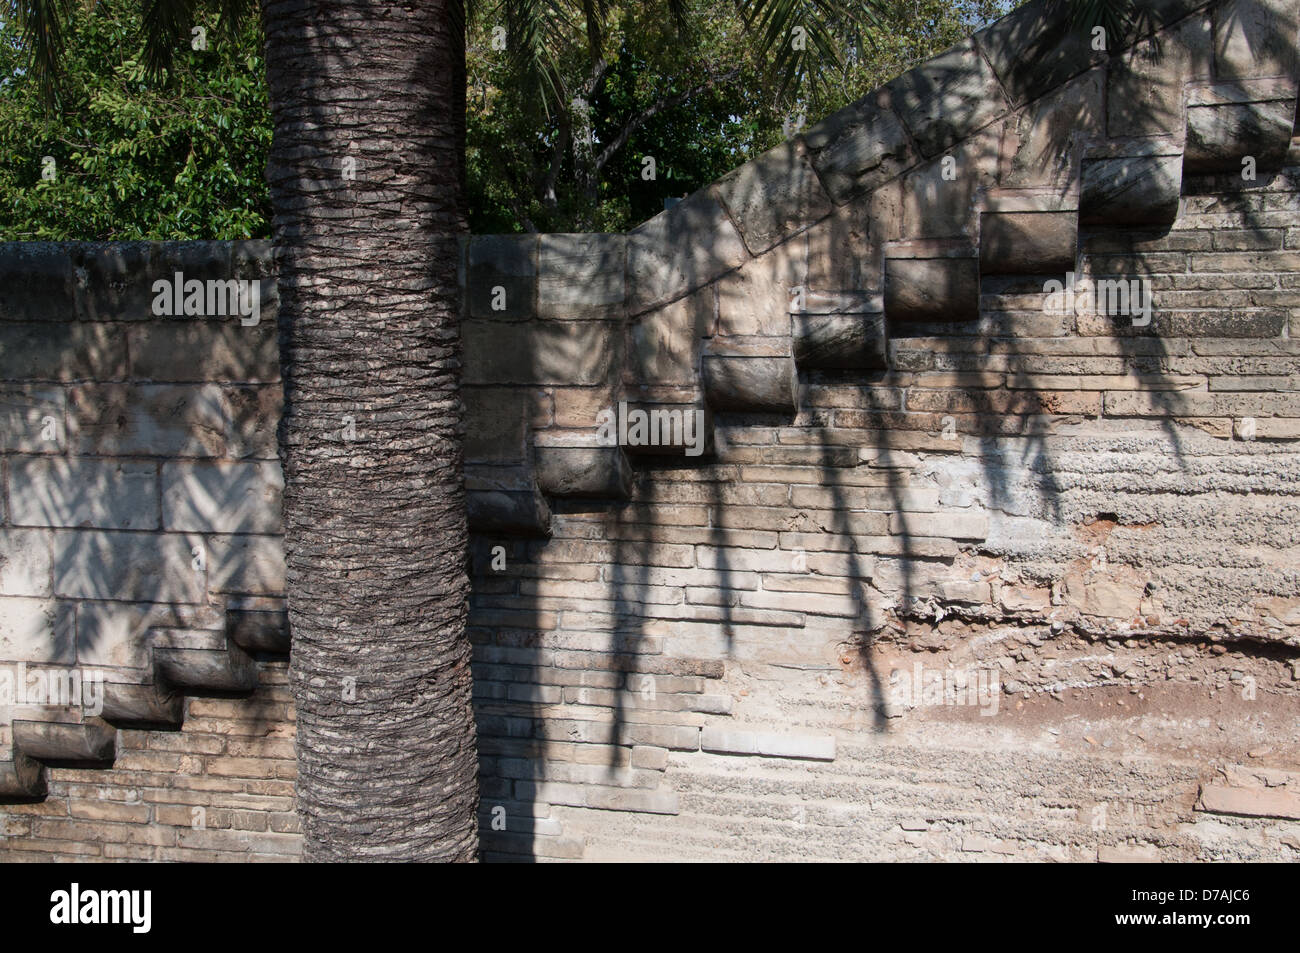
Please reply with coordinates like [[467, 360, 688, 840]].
[[2, 0, 1300, 861]]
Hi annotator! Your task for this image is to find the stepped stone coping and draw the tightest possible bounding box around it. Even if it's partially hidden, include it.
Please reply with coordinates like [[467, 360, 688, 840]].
[[12, 718, 116, 764], [794, 313, 889, 369], [0, 750, 46, 800], [1080, 152, 1184, 227], [228, 608, 290, 655], [102, 681, 185, 728], [154, 644, 260, 693], [467, 486, 552, 535], [703, 353, 799, 414], [1185, 80, 1298, 173], [533, 442, 633, 499]]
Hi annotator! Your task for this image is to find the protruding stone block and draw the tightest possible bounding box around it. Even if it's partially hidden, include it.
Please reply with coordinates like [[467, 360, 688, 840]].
[[534, 443, 633, 499], [154, 643, 259, 693], [617, 403, 715, 458], [227, 608, 290, 654], [102, 682, 184, 728], [1080, 151, 1182, 227], [1185, 81, 1296, 173], [467, 487, 553, 536], [979, 210, 1078, 275], [794, 314, 888, 369], [703, 354, 798, 414], [0, 751, 46, 800], [12, 718, 117, 763], [714, 140, 832, 255]]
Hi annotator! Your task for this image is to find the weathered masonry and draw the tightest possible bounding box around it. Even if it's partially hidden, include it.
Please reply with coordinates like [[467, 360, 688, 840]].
[[3, 0, 1300, 861]]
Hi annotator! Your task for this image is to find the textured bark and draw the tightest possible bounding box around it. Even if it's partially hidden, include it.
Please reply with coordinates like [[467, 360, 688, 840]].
[[262, 0, 478, 861]]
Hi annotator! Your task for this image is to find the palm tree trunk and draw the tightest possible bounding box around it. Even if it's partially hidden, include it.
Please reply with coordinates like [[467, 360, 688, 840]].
[[262, 0, 478, 861]]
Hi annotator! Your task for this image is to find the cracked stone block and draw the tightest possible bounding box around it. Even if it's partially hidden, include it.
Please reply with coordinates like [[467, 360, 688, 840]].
[[714, 140, 832, 255], [886, 38, 1010, 157], [627, 190, 749, 314], [467, 235, 537, 320], [805, 94, 914, 204], [536, 234, 625, 320]]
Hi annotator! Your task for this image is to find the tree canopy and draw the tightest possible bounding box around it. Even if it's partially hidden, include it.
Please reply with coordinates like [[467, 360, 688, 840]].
[[1, 0, 1011, 239]]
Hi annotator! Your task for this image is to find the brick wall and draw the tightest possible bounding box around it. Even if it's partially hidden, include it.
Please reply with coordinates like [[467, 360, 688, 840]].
[[3, 0, 1300, 861]]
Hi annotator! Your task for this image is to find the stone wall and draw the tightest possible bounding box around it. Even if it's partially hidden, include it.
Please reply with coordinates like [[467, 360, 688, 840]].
[[3, 0, 1300, 861]]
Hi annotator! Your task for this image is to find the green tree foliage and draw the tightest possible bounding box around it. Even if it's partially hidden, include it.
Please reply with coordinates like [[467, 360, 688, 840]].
[[1, 0, 1017, 239], [0, 0, 270, 239], [468, 0, 1010, 233]]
